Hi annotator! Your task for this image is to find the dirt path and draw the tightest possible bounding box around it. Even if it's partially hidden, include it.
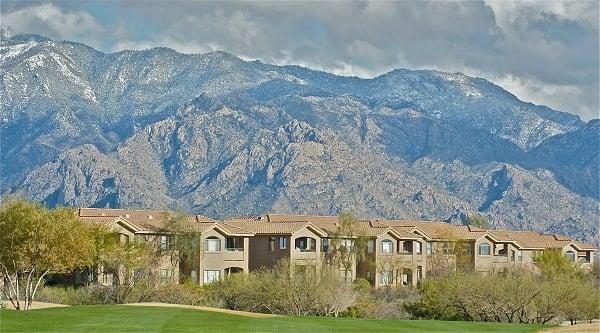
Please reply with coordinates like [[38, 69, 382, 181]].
[[125, 302, 279, 318], [538, 323, 600, 333]]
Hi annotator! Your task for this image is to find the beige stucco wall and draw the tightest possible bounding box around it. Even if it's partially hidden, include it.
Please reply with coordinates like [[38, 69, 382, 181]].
[[290, 228, 322, 265], [198, 228, 250, 284], [373, 233, 426, 288]]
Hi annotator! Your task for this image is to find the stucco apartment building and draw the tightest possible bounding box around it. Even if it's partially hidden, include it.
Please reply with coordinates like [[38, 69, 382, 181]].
[[77, 208, 596, 287]]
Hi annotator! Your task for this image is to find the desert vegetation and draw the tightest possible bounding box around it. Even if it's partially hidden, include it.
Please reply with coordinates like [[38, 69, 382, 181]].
[[1, 198, 598, 327]]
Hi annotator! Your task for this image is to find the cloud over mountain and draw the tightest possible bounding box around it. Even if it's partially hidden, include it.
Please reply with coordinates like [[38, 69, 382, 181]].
[[1, 1, 597, 119]]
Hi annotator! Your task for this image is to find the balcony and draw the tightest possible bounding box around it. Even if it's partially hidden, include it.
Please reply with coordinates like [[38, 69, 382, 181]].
[[222, 248, 245, 261], [394, 252, 422, 262], [225, 247, 244, 252], [493, 255, 509, 264], [578, 257, 591, 264]]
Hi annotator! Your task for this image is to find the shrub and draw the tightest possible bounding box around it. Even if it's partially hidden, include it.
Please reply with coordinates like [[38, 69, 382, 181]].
[[404, 267, 600, 325], [35, 285, 114, 305]]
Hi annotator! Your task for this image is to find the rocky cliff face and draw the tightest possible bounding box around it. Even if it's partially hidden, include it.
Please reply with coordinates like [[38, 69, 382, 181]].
[[2, 34, 598, 247]]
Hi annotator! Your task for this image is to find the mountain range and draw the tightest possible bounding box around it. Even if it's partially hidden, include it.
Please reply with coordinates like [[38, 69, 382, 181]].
[[1, 33, 598, 248]]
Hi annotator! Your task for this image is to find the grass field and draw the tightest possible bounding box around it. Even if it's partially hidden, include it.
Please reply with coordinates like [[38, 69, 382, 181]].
[[0, 304, 547, 333]]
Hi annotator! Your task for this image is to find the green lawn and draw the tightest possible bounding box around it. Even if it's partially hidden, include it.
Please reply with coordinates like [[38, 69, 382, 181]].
[[0, 305, 546, 333]]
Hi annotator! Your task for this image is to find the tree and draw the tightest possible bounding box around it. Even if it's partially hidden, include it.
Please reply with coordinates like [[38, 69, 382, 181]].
[[161, 212, 202, 283], [426, 225, 472, 278], [466, 213, 488, 229], [327, 212, 370, 281], [94, 231, 157, 304], [534, 249, 586, 281], [0, 198, 95, 310]]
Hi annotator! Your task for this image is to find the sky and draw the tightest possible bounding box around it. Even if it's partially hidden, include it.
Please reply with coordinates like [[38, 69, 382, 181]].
[[1, 1, 598, 120]]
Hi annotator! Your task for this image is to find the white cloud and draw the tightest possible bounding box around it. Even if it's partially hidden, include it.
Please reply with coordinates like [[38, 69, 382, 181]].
[[486, 0, 599, 32], [493, 74, 596, 119], [2, 1, 597, 120], [2, 3, 105, 43]]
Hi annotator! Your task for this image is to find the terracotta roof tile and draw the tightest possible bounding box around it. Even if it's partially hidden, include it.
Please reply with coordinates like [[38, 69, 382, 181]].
[[78, 208, 218, 233]]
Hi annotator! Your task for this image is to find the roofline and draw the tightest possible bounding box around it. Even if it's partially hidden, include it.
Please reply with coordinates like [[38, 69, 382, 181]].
[[385, 229, 421, 240], [567, 242, 597, 251], [300, 223, 328, 237], [209, 224, 255, 237]]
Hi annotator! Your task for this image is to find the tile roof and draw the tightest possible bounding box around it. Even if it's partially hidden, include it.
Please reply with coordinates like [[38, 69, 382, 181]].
[[78, 208, 218, 233], [78, 209, 595, 251], [224, 219, 317, 235], [489, 230, 597, 250], [383, 220, 488, 241], [227, 214, 421, 239]]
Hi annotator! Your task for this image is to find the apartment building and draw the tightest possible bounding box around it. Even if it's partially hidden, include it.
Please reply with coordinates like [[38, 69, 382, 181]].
[[77, 208, 254, 285], [75, 208, 596, 288]]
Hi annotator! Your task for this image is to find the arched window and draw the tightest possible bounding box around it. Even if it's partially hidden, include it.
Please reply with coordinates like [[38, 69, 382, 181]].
[[565, 250, 576, 262], [478, 242, 491, 256], [204, 236, 221, 252], [381, 240, 393, 253], [295, 237, 316, 252]]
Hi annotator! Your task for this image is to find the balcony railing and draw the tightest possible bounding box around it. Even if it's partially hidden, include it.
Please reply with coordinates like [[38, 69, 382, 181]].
[[493, 255, 509, 264], [297, 248, 316, 253], [225, 247, 244, 252]]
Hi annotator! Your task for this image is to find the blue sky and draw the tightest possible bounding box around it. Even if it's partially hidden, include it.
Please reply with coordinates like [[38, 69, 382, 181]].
[[1, 1, 598, 120]]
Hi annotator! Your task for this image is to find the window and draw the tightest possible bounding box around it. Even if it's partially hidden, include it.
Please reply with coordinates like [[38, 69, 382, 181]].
[[225, 237, 243, 251], [203, 270, 220, 283], [279, 237, 287, 250], [478, 242, 491, 256], [160, 235, 172, 251], [442, 242, 452, 254], [204, 237, 221, 253], [511, 250, 516, 261], [498, 247, 507, 256], [321, 238, 330, 252], [340, 239, 353, 249], [416, 266, 422, 281], [565, 251, 576, 262], [160, 269, 174, 284], [295, 237, 316, 252], [380, 240, 393, 254], [403, 241, 413, 254], [426, 242, 433, 255], [415, 242, 422, 254], [367, 239, 375, 254], [379, 271, 393, 286], [466, 243, 474, 255], [269, 237, 276, 252], [341, 269, 352, 283], [517, 250, 523, 262]]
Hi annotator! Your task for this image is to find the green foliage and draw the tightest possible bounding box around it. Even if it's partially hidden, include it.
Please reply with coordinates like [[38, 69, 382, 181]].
[[534, 249, 586, 280], [0, 197, 96, 310], [329, 211, 371, 274], [162, 213, 202, 282]]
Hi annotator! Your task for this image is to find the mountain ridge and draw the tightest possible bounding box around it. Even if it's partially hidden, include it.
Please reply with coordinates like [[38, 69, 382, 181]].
[[1, 33, 598, 248]]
